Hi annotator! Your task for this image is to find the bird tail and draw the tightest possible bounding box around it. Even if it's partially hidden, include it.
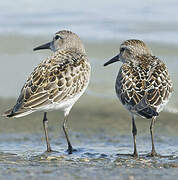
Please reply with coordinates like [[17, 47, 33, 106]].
[[3, 108, 14, 117], [3, 107, 33, 118], [137, 107, 158, 119]]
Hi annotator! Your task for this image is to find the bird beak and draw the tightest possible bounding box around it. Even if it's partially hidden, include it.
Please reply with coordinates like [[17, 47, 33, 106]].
[[104, 54, 120, 66], [33, 41, 52, 51]]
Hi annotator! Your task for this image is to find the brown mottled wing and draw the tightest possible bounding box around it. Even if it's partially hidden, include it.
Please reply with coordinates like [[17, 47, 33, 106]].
[[9, 50, 90, 115], [115, 56, 173, 118]]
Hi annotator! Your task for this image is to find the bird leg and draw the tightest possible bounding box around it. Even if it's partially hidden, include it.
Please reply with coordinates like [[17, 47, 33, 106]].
[[148, 116, 159, 157], [62, 115, 74, 154], [132, 115, 138, 157], [43, 112, 52, 152]]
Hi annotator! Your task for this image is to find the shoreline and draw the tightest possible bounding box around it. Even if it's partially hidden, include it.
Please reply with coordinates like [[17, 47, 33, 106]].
[[0, 96, 178, 136]]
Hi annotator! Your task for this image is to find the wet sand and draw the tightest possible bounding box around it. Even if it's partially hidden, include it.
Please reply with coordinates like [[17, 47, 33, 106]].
[[0, 96, 178, 180]]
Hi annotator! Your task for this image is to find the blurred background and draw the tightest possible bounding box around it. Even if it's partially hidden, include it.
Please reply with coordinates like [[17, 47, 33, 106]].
[[0, 0, 178, 179], [0, 0, 178, 110]]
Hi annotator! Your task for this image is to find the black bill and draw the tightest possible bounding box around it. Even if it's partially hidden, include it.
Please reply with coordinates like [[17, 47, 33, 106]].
[[33, 42, 51, 51], [103, 54, 119, 66]]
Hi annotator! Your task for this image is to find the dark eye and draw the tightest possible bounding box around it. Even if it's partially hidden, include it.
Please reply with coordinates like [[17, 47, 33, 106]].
[[120, 47, 125, 52], [54, 35, 60, 40]]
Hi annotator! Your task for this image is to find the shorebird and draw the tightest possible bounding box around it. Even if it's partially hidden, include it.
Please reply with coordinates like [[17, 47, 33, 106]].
[[4, 30, 91, 154], [104, 39, 173, 157]]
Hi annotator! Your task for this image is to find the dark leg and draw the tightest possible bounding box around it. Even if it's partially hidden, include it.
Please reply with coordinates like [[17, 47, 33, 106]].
[[149, 116, 158, 157], [43, 112, 52, 152], [62, 115, 74, 154], [132, 115, 138, 157]]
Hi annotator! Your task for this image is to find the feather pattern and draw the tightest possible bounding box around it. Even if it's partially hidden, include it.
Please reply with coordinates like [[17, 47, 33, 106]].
[[115, 54, 173, 118], [5, 49, 90, 117]]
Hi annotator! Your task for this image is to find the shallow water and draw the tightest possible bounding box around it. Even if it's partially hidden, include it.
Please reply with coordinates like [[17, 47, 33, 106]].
[[0, 97, 178, 179], [1, 150, 177, 180], [0, 132, 178, 180], [0, 145, 178, 180]]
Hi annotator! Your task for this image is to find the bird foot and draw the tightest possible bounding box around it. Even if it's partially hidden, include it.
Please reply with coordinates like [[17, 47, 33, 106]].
[[132, 152, 139, 158], [46, 148, 58, 153], [146, 151, 159, 157], [67, 147, 77, 154]]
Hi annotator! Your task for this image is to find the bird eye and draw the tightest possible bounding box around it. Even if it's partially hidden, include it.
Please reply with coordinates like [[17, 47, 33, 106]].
[[54, 35, 61, 40], [120, 48, 125, 52]]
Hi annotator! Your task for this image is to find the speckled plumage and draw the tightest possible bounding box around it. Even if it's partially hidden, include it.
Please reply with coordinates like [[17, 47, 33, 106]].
[[4, 30, 91, 153], [7, 49, 90, 116], [116, 53, 173, 118], [104, 39, 173, 157]]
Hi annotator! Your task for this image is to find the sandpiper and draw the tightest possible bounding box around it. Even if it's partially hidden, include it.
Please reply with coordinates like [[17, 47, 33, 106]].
[[4, 30, 91, 154], [104, 39, 173, 157]]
